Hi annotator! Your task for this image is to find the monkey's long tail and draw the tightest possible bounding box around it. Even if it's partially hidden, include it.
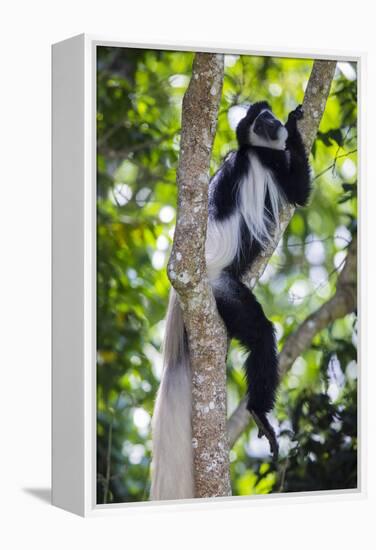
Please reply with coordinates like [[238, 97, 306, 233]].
[[150, 289, 194, 500]]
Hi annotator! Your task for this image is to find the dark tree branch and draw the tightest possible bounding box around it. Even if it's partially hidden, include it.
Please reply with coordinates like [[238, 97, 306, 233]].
[[98, 131, 179, 159], [279, 239, 356, 375]]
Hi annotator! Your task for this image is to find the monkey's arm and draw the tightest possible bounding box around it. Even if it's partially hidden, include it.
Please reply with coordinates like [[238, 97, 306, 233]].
[[251, 106, 311, 206], [282, 105, 311, 206]]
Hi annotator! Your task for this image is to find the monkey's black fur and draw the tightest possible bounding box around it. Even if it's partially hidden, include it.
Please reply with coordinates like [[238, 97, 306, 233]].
[[208, 102, 311, 450]]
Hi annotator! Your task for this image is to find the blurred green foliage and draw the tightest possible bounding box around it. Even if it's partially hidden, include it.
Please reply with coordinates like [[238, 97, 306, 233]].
[[96, 46, 357, 503]]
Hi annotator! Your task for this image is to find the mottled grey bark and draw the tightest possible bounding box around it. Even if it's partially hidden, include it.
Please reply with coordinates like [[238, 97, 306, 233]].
[[168, 53, 231, 497]]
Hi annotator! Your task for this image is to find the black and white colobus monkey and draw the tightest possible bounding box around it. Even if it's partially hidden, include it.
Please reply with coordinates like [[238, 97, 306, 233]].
[[151, 101, 311, 500]]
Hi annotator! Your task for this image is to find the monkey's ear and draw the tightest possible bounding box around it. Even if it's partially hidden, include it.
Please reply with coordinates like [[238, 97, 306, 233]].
[[245, 102, 253, 114], [236, 115, 251, 146]]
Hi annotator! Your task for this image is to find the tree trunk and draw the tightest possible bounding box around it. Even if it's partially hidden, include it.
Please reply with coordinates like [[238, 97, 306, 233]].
[[168, 53, 231, 498]]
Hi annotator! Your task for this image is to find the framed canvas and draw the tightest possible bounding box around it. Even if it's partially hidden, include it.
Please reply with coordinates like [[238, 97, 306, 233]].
[[52, 34, 365, 517]]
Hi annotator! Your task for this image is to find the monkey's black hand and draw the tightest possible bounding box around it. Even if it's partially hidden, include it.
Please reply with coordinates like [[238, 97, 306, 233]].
[[291, 104, 304, 120], [286, 104, 304, 135]]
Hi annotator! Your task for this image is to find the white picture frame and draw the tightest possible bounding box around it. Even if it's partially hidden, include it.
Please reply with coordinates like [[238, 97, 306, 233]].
[[52, 34, 365, 517]]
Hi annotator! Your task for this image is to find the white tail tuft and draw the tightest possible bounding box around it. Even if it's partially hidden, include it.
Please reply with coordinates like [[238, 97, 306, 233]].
[[150, 290, 194, 500]]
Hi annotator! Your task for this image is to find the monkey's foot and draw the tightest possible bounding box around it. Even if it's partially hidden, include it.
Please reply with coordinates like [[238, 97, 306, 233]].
[[250, 410, 279, 462]]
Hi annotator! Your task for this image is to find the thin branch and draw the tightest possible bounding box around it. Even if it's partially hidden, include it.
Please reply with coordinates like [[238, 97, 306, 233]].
[[98, 119, 127, 148], [279, 238, 356, 374], [103, 420, 113, 504], [286, 235, 351, 247], [278, 457, 290, 493], [288, 256, 346, 305], [98, 131, 179, 159], [313, 148, 357, 182], [102, 393, 124, 504]]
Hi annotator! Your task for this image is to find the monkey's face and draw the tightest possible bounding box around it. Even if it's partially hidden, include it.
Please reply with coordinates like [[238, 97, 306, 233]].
[[236, 101, 288, 150], [253, 110, 283, 140]]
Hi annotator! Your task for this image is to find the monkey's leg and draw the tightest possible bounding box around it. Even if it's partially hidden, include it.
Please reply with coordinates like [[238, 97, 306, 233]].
[[213, 272, 279, 457]]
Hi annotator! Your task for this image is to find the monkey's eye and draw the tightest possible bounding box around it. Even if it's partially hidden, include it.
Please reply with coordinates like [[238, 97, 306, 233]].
[[262, 112, 275, 122]]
